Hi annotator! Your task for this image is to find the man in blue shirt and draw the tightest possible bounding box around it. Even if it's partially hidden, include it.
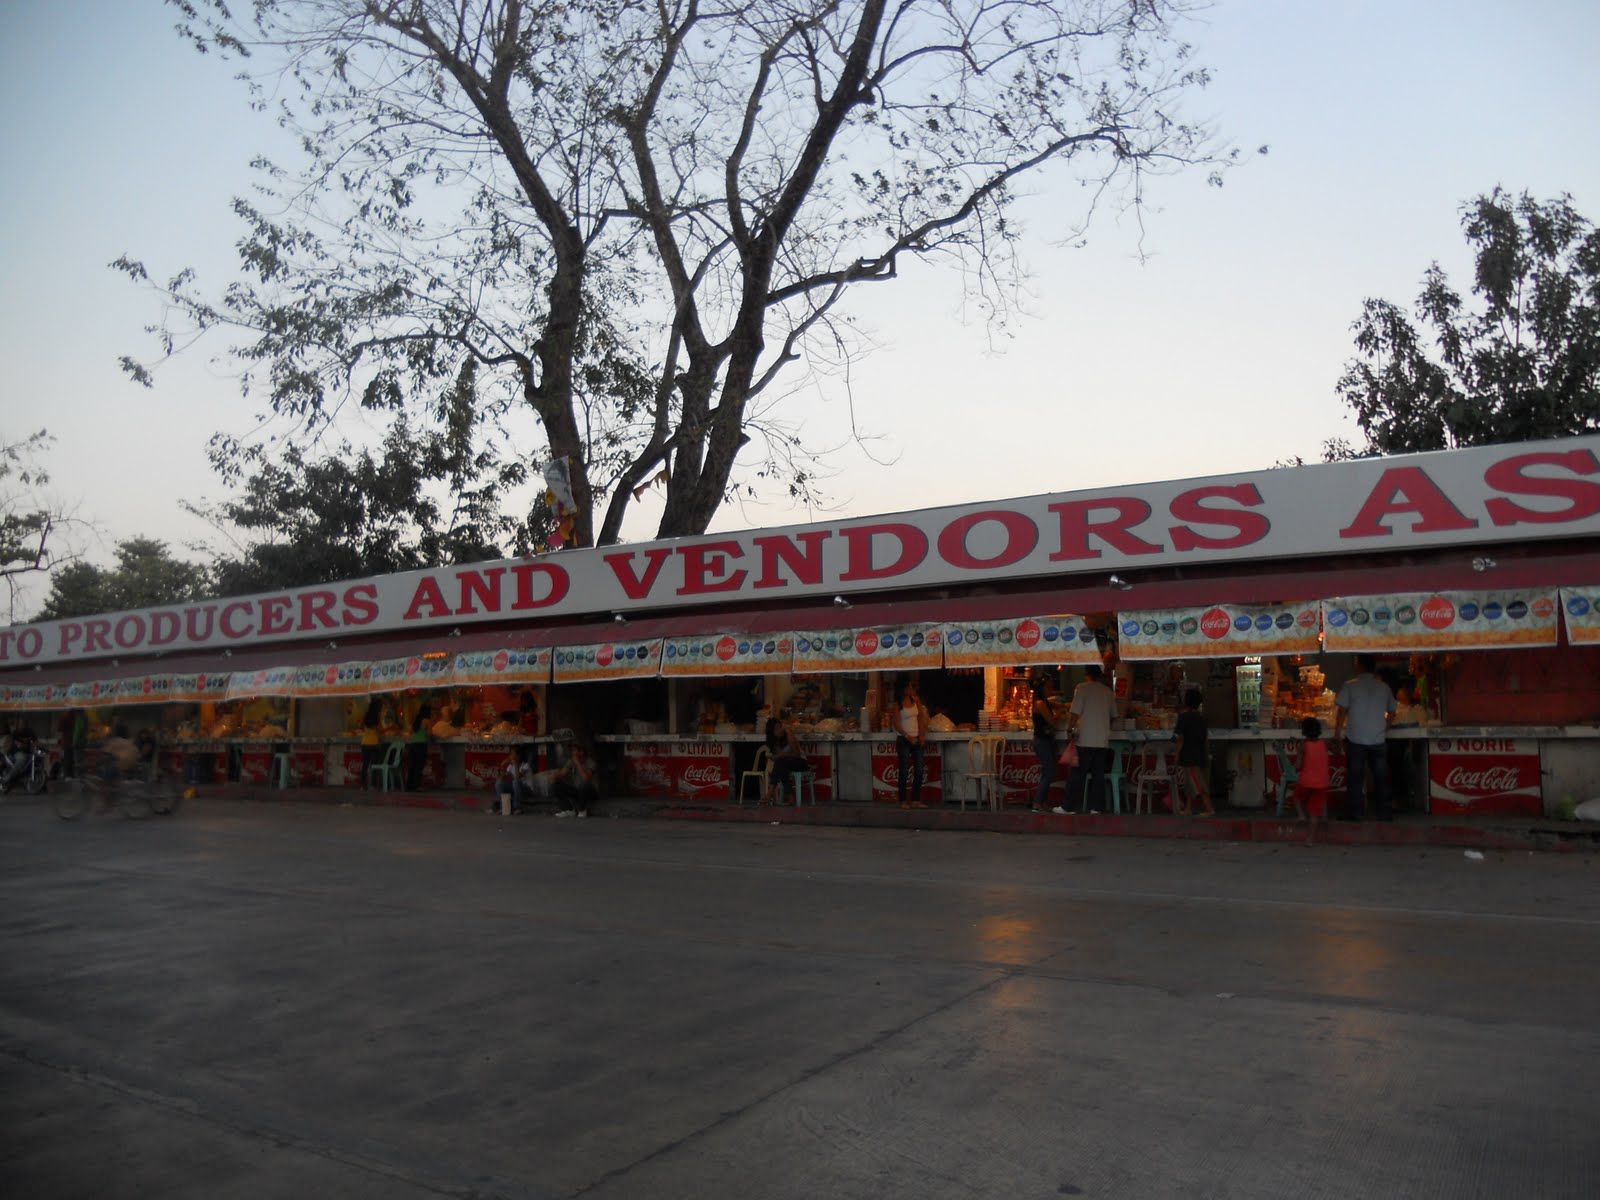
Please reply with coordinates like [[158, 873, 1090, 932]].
[[1334, 654, 1397, 821]]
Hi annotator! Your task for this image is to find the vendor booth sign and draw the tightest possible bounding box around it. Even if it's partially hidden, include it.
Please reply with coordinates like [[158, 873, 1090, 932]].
[[225, 666, 296, 700], [169, 673, 230, 703], [553, 640, 663, 683], [1560, 587, 1600, 645], [292, 661, 375, 698], [662, 633, 792, 677], [1428, 737, 1542, 816], [114, 675, 173, 705], [943, 616, 1100, 666], [452, 647, 552, 687], [1324, 591, 1559, 652], [792, 626, 942, 673], [870, 739, 944, 804], [1117, 604, 1321, 659], [368, 653, 456, 693]]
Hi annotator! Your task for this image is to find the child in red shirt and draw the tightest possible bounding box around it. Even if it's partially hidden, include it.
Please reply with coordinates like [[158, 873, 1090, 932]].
[[1295, 716, 1330, 846]]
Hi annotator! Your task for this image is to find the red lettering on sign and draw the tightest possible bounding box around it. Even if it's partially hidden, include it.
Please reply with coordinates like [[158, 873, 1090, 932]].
[[752, 531, 829, 589], [342, 584, 379, 625], [1339, 467, 1478, 538], [84, 619, 113, 652], [838, 523, 928, 582], [403, 578, 452, 621], [456, 567, 504, 615], [219, 603, 254, 640], [1047, 497, 1163, 561], [1168, 484, 1270, 551], [58, 623, 84, 655], [149, 611, 180, 645], [258, 596, 293, 636], [936, 510, 1038, 571], [1483, 449, 1600, 526], [677, 541, 748, 595], [604, 547, 673, 600], [299, 591, 337, 631], [508, 562, 568, 610], [184, 606, 216, 641], [114, 615, 147, 649]]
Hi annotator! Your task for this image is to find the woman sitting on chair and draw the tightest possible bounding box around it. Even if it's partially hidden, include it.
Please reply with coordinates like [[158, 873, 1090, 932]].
[[763, 717, 808, 805]]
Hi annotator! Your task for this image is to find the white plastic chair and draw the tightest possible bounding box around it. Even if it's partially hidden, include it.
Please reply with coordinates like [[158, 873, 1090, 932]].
[[1130, 744, 1178, 814], [738, 747, 770, 805], [959, 736, 1003, 811], [367, 742, 404, 792]]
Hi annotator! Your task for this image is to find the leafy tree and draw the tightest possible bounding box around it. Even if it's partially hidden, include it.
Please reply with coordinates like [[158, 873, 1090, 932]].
[[35, 538, 212, 621], [1, 431, 86, 622], [199, 358, 549, 595], [1337, 189, 1600, 454], [124, 0, 1245, 546]]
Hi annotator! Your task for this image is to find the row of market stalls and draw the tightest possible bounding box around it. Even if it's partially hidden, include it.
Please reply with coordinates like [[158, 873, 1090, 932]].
[[3, 436, 1598, 815]]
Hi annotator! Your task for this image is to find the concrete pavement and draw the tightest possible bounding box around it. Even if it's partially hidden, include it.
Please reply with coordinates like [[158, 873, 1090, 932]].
[[2, 796, 1597, 1198]]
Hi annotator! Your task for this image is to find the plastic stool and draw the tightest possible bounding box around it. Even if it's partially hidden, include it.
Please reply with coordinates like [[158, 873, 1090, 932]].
[[1104, 742, 1130, 815], [791, 771, 817, 805]]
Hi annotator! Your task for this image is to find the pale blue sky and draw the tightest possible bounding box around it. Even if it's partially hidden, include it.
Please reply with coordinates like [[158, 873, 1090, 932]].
[[2, 1, 1598, 615]]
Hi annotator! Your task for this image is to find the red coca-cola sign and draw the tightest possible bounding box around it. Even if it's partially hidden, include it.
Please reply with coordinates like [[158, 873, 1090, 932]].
[[716, 636, 737, 661], [1531, 596, 1556, 619], [597, 644, 615, 667], [405, 657, 421, 676], [493, 649, 509, 672], [324, 666, 339, 685], [1016, 620, 1041, 649], [855, 630, 879, 656], [1419, 595, 1455, 630], [1200, 608, 1231, 640], [1428, 737, 1541, 816]]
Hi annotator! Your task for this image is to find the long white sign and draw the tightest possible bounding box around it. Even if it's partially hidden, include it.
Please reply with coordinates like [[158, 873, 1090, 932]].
[[2, 436, 1597, 667]]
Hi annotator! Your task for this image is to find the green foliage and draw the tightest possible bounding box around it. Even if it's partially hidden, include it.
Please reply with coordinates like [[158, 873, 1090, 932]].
[[127, 1, 1240, 545], [35, 538, 212, 621], [201, 361, 550, 595], [1337, 190, 1600, 453]]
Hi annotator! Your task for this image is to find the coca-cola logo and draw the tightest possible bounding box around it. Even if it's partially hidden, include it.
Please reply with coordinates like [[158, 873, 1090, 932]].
[[1443, 765, 1527, 794], [716, 636, 737, 661], [681, 764, 726, 784], [1420, 595, 1455, 630], [1532, 596, 1555, 619], [597, 644, 615, 667], [1001, 763, 1040, 785], [855, 630, 879, 656], [1016, 620, 1041, 649], [493, 650, 509, 672], [1200, 608, 1231, 639]]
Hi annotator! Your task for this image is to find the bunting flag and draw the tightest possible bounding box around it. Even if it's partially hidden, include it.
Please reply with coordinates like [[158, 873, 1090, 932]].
[[790, 626, 943, 673], [1322, 591, 1559, 652], [942, 616, 1101, 666], [1560, 586, 1600, 645], [169, 673, 231, 703], [451, 647, 552, 687], [114, 674, 174, 705], [1117, 603, 1322, 660], [661, 633, 792, 677], [552, 639, 663, 683]]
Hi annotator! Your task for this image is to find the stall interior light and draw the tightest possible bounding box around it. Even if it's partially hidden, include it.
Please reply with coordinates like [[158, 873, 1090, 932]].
[[613, 613, 628, 624], [1108, 575, 1133, 591], [1472, 556, 1497, 572], [421, 651, 450, 661], [833, 595, 852, 608]]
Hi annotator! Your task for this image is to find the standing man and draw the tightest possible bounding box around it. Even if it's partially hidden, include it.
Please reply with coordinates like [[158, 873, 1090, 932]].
[[1058, 665, 1116, 815], [553, 742, 600, 818], [1334, 654, 1396, 821], [1031, 676, 1063, 812], [894, 676, 930, 808]]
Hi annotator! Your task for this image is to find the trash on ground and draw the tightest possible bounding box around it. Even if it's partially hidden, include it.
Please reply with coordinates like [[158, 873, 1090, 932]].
[[1464, 849, 1485, 861]]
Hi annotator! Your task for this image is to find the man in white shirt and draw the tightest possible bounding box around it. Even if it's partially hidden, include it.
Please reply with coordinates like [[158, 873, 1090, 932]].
[[1334, 654, 1397, 821], [1057, 665, 1116, 815]]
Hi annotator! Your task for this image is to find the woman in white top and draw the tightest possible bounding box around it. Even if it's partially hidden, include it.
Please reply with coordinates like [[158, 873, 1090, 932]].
[[895, 677, 930, 806]]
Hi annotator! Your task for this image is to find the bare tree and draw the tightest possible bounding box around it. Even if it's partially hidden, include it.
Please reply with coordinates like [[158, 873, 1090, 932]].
[[0, 431, 87, 622], [126, 0, 1242, 545]]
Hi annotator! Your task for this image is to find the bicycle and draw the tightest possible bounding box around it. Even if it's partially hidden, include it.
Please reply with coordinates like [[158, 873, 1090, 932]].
[[53, 758, 181, 821]]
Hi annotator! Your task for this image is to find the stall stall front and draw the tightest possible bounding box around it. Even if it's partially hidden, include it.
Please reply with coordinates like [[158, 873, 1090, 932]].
[[3, 436, 1597, 817]]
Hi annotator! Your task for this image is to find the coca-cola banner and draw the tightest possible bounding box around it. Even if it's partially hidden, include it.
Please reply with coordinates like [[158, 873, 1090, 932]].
[[169, 672, 231, 703], [291, 661, 375, 698], [225, 665, 297, 700], [1560, 587, 1600, 645], [1428, 737, 1542, 816], [620, 740, 732, 800], [1323, 590, 1559, 652], [452, 647, 552, 687], [0, 683, 47, 710], [662, 633, 793, 677], [553, 639, 664, 683], [1117, 604, 1322, 660], [114, 675, 174, 705], [943, 616, 1101, 666], [869, 739, 944, 803], [368, 653, 456, 694], [792, 626, 943, 674]]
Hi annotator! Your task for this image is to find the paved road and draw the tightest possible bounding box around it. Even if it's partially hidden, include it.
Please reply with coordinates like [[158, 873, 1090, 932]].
[[2, 798, 1597, 1199]]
